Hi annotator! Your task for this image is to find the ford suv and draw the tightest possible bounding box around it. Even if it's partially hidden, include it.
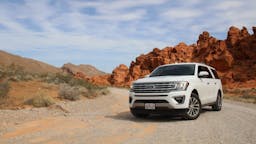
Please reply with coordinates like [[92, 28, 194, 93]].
[[129, 63, 223, 120]]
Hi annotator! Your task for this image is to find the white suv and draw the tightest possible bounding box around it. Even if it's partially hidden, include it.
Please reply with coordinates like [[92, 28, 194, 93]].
[[129, 63, 223, 120]]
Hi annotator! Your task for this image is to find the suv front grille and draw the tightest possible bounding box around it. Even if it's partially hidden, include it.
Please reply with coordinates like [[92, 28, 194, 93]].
[[133, 82, 176, 93]]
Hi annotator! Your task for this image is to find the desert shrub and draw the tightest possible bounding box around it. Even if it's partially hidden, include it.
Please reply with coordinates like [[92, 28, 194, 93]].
[[42, 73, 102, 90], [0, 81, 10, 99], [59, 84, 80, 101], [25, 92, 55, 107], [41, 73, 109, 99], [97, 88, 110, 95], [41, 73, 73, 84], [0, 64, 34, 81]]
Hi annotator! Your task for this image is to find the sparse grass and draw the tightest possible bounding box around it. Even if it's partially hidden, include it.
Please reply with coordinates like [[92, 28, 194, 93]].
[[59, 84, 80, 101], [25, 92, 55, 107], [97, 88, 110, 96], [224, 95, 256, 104], [0, 64, 34, 81], [0, 81, 10, 99], [40, 73, 100, 89], [224, 88, 256, 104], [42, 73, 109, 99], [1, 64, 109, 108]]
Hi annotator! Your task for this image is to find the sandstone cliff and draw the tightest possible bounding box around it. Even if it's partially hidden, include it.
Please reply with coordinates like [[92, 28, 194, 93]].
[[93, 26, 256, 88]]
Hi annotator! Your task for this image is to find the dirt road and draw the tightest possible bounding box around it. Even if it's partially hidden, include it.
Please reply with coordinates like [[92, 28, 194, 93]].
[[0, 88, 255, 144]]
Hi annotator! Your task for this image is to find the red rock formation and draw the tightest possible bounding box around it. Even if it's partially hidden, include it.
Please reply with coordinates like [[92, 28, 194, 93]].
[[91, 26, 256, 89], [110, 64, 129, 86], [124, 43, 195, 85], [89, 75, 111, 86]]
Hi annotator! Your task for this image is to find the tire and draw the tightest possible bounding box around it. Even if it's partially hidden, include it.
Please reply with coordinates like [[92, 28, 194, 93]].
[[212, 92, 222, 111], [184, 93, 201, 120], [130, 109, 149, 118]]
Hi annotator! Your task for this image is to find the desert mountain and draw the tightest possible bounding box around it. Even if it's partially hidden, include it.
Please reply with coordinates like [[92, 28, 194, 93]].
[[0, 50, 60, 74], [62, 63, 106, 77], [88, 26, 256, 88]]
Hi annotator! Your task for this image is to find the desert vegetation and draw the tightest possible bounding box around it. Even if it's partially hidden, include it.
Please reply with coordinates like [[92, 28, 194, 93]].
[[0, 64, 109, 109], [25, 92, 55, 107], [59, 84, 80, 101], [0, 64, 34, 82], [0, 81, 10, 99], [224, 88, 256, 104]]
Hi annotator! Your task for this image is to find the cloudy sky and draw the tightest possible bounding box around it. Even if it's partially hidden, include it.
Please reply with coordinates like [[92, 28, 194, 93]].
[[0, 0, 255, 72]]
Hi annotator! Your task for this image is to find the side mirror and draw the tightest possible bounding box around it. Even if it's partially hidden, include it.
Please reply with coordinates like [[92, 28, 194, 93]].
[[144, 74, 150, 78], [198, 71, 209, 78]]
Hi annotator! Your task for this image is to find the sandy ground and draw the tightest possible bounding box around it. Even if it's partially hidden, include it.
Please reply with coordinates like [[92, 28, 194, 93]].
[[0, 81, 59, 109], [0, 87, 256, 144]]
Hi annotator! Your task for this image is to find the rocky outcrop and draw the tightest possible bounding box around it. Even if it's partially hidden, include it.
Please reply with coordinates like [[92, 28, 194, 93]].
[[91, 26, 256, 89], [62, 63, 106, 77], [110, 64, 129, 86], [89, 75, 111, 86], [193, 31, 234, 72]]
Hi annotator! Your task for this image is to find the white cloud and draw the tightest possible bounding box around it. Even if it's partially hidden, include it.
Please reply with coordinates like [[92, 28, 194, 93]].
[[215, 1, 243, 10], [0, 31, 167, 52], [91, 9, 147, 21], [162, 8, 202, 19]]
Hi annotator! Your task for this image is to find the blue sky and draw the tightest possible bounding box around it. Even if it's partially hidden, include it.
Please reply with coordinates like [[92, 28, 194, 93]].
[[0, 0, 255, 72]]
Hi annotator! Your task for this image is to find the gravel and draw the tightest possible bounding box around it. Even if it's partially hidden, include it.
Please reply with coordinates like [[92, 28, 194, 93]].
[[0, 87, 255, 144]]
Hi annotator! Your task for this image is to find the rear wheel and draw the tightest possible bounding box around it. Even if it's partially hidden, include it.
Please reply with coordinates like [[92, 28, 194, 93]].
[[212, 92, 222, 111], [184, 93, 201, 120], [130, 109, 149, 118]]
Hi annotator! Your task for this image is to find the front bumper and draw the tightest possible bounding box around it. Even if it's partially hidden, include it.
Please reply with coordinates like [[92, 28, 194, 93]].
[[130, 107, 187, 116], [129, 91, 190, 110]]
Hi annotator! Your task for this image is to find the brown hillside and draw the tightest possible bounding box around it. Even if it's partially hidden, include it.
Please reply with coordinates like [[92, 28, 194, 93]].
[[62, 63, 106, 77], [0, 50, 60, 74]]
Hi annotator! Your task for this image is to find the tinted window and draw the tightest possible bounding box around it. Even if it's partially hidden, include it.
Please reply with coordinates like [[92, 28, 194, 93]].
[[150, 64, 195, 77], [211, 69, 219, 79], [198, 66, 213, 78]]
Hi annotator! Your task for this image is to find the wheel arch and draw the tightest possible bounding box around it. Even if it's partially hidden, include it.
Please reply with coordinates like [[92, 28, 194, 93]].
[[191, 89, 199, 96], [218, 89, 222, 97], [191, 89, 199, 99]]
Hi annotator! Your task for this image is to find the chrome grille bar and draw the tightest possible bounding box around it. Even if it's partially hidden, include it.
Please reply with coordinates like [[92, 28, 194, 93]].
[[133, 82, 176, 93]]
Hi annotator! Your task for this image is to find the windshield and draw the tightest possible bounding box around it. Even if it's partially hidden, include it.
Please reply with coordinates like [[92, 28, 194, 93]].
[[150, 64, 195, 77]]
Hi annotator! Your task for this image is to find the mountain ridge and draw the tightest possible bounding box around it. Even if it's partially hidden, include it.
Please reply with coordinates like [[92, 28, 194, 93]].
[[0, 50, 106, 77]]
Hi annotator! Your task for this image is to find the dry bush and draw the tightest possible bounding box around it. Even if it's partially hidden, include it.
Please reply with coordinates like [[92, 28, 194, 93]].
[[224, 88, 256, 104], [97, 88, 110, 95], [0, 64, 34, 81], [41, 73, 109, 99], [0, 81, 10, 99], [59, 84, 80, 101], [78, 86, 109, 98], [25, 92, 55, 107]]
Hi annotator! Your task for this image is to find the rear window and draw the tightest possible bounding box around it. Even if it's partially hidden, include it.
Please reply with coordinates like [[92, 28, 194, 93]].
[[198, 66, 213, 78], [211, 69, 219, 79]]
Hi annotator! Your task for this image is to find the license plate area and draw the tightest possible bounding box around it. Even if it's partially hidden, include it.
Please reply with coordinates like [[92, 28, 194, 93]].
[[145, 103, 156, 110]]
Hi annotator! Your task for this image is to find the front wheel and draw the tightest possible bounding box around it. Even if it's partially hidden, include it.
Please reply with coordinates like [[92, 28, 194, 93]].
[[212, 92, 222, 111], [184, 93, 201, 120]]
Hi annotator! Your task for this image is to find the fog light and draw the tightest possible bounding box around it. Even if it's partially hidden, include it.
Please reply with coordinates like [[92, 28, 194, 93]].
[[129, 97, 132, 103], [174, 96, 185, 104]]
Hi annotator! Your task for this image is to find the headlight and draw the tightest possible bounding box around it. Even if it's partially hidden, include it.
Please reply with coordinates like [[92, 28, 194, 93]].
[[175, 81, 189, 91], [129, 84, 134, 92]]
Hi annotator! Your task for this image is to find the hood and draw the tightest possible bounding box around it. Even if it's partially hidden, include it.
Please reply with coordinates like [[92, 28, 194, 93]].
[[133, 76, 195, 83]]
